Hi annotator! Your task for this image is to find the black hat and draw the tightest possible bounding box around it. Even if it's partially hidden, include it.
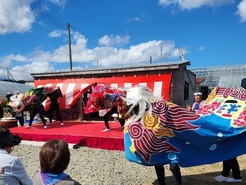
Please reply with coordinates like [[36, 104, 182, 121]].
[[0, 126, 21, 147]]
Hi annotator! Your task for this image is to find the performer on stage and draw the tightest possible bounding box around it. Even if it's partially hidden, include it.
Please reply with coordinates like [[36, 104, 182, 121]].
[[102, 106, 125, 132], [26, 104, 47, 129], [47, 91, 64, 126], [6, 93, 25, 126]]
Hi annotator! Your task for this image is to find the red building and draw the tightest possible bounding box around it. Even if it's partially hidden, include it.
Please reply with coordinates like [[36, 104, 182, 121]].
[[31, 61, 195, 121]]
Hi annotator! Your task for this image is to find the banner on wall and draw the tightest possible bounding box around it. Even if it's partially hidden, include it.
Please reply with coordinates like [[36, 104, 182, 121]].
[[34, 73, 172, 110]]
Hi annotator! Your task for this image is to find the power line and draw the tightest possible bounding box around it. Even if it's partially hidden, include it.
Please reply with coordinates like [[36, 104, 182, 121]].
[[18, 0, 99, 47], [17, 0, 170, 65], [18, 0, 67, 30], [70, 25, 99, 46]]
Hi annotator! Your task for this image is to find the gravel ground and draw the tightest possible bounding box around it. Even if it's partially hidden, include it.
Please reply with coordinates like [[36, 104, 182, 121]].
[[12, 143, 159, 185], [12, 142, 246, 185]]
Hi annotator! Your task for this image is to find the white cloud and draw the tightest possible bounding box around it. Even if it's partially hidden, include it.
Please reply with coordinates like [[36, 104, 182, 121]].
[[6, 54, 27, 62], [0, 61, 12, 69], [0, 0, 35, 34], [98, 34, 130, 47], [49, 30, 66, 38], [11, 61, 55, 81], [0, 62, 47, 81], [38, 21, 47, 28], [0, 30, 184, 80], [236, 0, 246, 22], [49, 0, 67, 8], [158, 0, 234, 10], [12, 61, 54, 73], [159, 0, 178, 6], [93, 40, 182, 67], [197, 45, 205, 51], [130, 17, 141, 22], [159, 0, 246, 23], [127, 14, 148, 23]]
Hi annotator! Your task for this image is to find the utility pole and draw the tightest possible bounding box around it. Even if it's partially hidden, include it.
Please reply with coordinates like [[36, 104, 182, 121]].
[[160, 45, 163, 62], [67, 23, 72, 70], [178, 47, 185, 62], [6, 68, 15, 81]]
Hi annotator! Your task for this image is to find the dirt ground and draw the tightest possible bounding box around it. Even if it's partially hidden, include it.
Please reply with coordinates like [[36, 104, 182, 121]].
[[143, 154, 246, 185]]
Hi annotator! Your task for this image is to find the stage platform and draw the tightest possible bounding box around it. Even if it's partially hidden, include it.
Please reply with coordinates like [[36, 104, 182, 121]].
[[9, 121, 124, 151]]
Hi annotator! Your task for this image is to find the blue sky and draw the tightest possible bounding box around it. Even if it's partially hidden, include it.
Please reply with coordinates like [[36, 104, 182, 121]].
[[0, 0, 246, 80]]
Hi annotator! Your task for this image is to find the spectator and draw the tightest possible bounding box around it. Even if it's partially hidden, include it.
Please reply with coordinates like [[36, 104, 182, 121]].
[[33, 139, 81, 185], [192, 92, 204, 113], [0, 126, 32, 185]]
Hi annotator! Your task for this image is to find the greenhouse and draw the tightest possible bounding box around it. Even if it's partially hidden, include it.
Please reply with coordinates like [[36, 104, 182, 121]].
[[0, 81, 33, 99], [190, 64, 246, 89]]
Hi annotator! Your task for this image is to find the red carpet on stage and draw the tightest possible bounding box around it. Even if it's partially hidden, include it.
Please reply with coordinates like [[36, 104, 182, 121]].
[[10, 121, 124, 151]]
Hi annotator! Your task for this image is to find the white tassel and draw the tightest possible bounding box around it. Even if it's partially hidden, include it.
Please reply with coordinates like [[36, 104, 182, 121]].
[[125, 85, 161, 126]]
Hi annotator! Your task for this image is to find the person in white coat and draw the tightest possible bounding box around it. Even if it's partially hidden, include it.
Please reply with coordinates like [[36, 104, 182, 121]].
[[0, 126, 32, 185]]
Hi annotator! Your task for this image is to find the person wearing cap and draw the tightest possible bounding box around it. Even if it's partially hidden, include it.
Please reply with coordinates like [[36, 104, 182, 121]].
[[192, 92, 204, 112], [0, 126, 32, 185]]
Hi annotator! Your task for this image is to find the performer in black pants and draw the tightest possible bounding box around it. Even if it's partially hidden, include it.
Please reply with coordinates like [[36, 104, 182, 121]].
[[15, 111, 25, 126], [154, 163, 182, 185], [47, 97, 64, 126], [103, 106, 125, 132], [27, 104, 47, 129], [214, 157, 241, 182]]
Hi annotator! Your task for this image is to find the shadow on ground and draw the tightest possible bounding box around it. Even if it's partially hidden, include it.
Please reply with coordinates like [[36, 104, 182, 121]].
[[149, 169, 246, 185]]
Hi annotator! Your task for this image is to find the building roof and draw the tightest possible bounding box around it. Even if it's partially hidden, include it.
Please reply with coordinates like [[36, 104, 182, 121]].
[[31, 61, 190, 79], [218, 75, 245, 89], [190, 64, 246, 89], [0, 81, 33, 98], [195, 77, 205, 85]]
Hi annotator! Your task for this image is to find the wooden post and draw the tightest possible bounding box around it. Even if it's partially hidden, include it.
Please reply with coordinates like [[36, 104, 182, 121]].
[[67, 23, 72, 70]]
